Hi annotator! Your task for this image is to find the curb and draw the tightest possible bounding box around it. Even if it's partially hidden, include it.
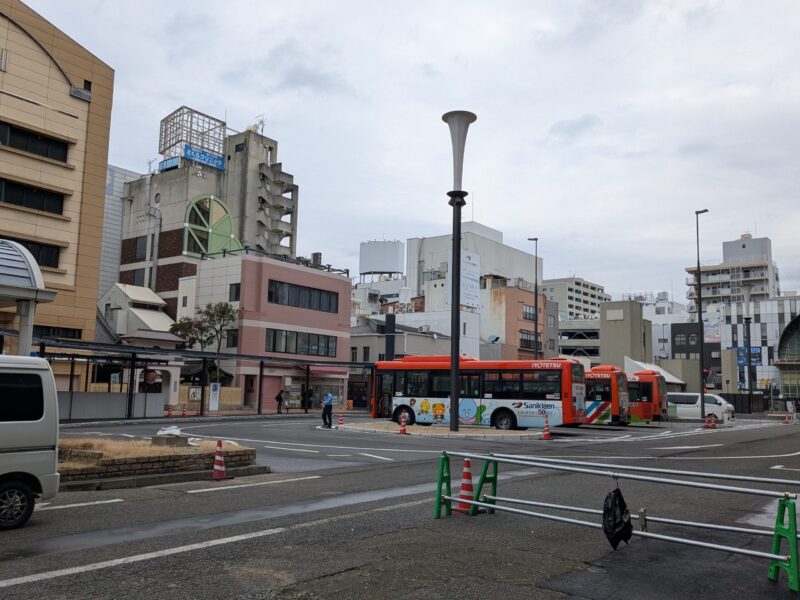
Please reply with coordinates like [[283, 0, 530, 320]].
[[59, 412, 370, 429], [59, 464, 270, 491], [334, 424, 540, 441]]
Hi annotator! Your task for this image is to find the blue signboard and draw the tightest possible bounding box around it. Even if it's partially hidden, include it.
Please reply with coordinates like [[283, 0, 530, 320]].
[[736, 347, 762, 366], [183, 144, 224, 170]]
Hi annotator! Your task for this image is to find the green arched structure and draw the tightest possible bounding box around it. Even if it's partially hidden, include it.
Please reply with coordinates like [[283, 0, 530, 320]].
[[183, 195, 242, 257], [777, 314, 800, 400]]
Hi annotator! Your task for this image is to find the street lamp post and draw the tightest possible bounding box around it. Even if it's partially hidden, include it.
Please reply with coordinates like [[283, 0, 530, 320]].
[[695, 208, 709, 420], [528, 237, 539, 358], [442, 110, 477, 433], [743, 285, 753, 410]]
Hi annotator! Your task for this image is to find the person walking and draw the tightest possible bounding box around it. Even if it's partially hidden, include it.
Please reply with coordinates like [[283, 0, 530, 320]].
[[275, 389, 284, 414], [322, 391, 334, 428]]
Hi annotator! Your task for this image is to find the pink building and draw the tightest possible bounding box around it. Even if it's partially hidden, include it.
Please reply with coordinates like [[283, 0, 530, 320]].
[[179, 252, 351, 412]]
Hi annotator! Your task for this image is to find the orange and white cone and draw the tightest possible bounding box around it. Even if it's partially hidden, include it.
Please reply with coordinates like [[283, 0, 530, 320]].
[[181, 404, 186, 417], [195, 406, 201, 417], [212, 439, 232, 480], [541, 415, 553, 440], [399, 412, 408, 435], [455, 458, 475, 513], [709, 415, 716, 429], [166, 404, 173, 418], [703, 415, 709, 429], [338, 413, 344, 427], [785, 413, 791, 425]]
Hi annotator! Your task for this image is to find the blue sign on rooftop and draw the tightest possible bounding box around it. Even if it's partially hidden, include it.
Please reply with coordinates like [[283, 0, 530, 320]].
[[183, 144, 224, 170]]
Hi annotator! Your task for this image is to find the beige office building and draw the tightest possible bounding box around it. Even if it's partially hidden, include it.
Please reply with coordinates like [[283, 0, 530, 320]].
[[0, 1, 113, 365]]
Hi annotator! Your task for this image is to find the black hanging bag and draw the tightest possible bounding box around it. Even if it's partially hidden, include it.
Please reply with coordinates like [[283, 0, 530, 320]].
[[602, 488, 633, 550]]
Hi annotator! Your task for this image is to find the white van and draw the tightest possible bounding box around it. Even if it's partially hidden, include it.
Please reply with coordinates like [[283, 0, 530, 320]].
[[0, 356, 59, 529], [667, 392, 735, 421]]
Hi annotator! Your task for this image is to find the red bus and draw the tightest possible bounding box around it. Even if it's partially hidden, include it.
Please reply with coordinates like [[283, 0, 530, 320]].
[[371, 355, 586, 429], [585, 365, 629, 425], [627, 370, 667, 423]]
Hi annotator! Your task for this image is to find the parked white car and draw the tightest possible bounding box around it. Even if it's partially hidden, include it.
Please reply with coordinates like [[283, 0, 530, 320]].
[[667, 392, 735, 421], [0, 356, 60, 530]]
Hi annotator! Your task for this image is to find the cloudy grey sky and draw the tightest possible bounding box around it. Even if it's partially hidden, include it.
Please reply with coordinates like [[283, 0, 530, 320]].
[[28, 0, 800, 298]]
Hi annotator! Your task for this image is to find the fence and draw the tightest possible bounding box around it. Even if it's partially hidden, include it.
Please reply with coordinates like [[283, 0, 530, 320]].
[[434, 452, 800, 593], [720, 392, 769, 414]]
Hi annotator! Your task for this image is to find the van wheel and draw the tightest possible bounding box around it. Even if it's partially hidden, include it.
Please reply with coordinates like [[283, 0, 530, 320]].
[[0, 481, 35, 530], [493, 409, 517, 430]]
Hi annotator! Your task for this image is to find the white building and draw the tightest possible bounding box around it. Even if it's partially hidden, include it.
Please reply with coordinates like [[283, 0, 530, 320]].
[[686, 233, 781, 315], [544, 276, 611, 320], [626, 291, 691, 359]]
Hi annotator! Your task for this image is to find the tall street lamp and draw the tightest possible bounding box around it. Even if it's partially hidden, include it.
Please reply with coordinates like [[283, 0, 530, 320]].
[[528, 237, 539, 358], [743, 285, 753, 409], [695, 208, 709, 420], [443, 110, 477, 432]]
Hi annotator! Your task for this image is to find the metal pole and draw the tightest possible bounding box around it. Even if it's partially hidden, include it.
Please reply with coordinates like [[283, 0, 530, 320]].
[[84, 359, 90, 392], [492, 454, 800, 487], [68, 356, 75, 422], [305, 365, 310, 413], [744, 315, 753, 406], [529, 237, 539, 359], [695, 209, 708, 419], [127, 352, 136, 419], [446, 451, 796, 499], [257, 360, 264, 415], [200, 357, 208, 417], [448, 190, 466, 432]]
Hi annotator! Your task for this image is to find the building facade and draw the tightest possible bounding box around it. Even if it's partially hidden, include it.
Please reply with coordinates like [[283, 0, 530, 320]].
[[544, 276, 610, 320], [99, 165, 140, 299], [686, 233, 781, 315], [178, 251, 352, 412], [625, 291, 691, 360], [0, 0, 113, 363], [120, 107, 299, 317]]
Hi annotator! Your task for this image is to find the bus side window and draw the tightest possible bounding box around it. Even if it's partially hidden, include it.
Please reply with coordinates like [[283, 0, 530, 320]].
[[406, 371, 428, 397], [460, 374, 480, 398], [483, 372, 500, 398], [395, 371, 406, 396], [429, 373, 450, 398]]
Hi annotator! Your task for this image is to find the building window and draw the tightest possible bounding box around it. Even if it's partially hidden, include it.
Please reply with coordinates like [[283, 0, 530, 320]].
[[266, 328, 337, 358], [378, 353, 385, 361], [183, 195, 242, 257], [655, 307, 665, 315], [363, 346, 370, 362], [547, 339, 555, 351], [134, 235, 147, 260], [132, 268, 146, 287], [229, 283, 240, 302], [33, 325, 81, 339], [104, 303, 111, 320], [688, 333, 698, 345], [675, 333, 687, 345], [0, 178, 64, 215], [267, 280, 339, 313], [658, 338, 668, 344], [225, 329, 238, 348], [523, 304, 537, 321], [520, 329, 539, 351], [2, 236, 60, 268], [351, 347, 357, 362], [0, 121, 68, 162], [181, 296, 188, 308], [547, 315, 556, 328]]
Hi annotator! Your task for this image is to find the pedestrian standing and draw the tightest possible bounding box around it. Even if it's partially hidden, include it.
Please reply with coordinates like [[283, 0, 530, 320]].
[[322, 391, 334, 428], [790, 398, 799, 424], [275, 389, 284, 414]]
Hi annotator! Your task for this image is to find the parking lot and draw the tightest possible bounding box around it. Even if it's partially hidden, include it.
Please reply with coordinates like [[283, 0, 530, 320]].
[[2, 415, 798, 599]]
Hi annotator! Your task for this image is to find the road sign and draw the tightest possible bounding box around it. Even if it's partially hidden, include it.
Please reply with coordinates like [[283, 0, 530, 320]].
[[209, 382, 221, 411]]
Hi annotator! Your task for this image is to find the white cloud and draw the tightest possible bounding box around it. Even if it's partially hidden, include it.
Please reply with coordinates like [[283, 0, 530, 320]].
[[26, 0, 800, 296]]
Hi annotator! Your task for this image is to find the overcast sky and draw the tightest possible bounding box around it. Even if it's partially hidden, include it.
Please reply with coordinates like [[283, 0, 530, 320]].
[[28, 0, 800, 299]]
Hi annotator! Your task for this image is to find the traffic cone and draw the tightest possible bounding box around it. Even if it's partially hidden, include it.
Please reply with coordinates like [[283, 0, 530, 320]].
[[703, 415, 709, 429], [181, 404, 186, 417], [338, 413, 344, 427], [541, 415, 553, 440], [212, 439, 232, 480], [166, 404, 172, 418], [709, 416, 716, 429], [195, 405, 201, 417], [784, 413, 791, 425], [398, 412, 408, 435], [455, 458, 475, 513]]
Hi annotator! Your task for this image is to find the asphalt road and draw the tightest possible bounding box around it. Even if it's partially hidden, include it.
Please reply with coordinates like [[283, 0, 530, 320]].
[[3, 416, 799, 599]]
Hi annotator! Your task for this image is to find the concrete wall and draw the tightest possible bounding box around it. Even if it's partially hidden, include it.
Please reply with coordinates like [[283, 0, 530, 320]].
[[57, 392, 164, 420], [100, 165, 141, 298], [657, 359, 701, 392], [600, 301, 652, 367]]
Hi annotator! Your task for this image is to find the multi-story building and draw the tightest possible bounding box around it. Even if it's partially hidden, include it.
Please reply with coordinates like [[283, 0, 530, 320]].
[[544, 276, 610, 320], [120, 107, 298, 317], [625, 291, 691, 360], [177, 251, 352, 412], [670, 322, 721, 390], [0, 1, 113, 373], [686, 233, 780, 315], [99, 165, 140, 299]]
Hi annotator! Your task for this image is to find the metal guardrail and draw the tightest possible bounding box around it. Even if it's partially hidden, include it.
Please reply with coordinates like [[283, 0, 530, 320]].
[[434, 451, 800, 592]]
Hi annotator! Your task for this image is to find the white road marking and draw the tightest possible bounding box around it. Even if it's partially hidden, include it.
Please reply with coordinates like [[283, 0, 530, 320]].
[[187, 433, 440, 454], [328, 454, 352, 457], [770, 465, 800, 472], [262, 445, 319, 453], [35, 499, 124, 512], [0, 497, 433, 589], [650, 444, 724, 450], [186, 475, 321, 494], [359, 453, 394, 462]]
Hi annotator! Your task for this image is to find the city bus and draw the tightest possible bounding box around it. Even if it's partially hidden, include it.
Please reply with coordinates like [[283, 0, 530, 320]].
[[627, 370, 668, 422], [585, 365, 629, 425], [371, 355, 586, 429]]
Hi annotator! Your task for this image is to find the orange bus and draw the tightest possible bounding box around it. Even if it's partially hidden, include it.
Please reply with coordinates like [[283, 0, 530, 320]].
[[627, 370, 667, 423], [371, 355, 586, 429], [585, 365, 629, 425]]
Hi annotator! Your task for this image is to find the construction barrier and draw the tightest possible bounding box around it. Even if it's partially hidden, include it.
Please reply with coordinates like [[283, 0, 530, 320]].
[[433, 451, 800, 592]]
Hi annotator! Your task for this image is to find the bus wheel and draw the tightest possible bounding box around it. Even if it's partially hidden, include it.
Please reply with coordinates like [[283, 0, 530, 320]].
[[493, 410, 516, 430], [393, 406, 415, 426]]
